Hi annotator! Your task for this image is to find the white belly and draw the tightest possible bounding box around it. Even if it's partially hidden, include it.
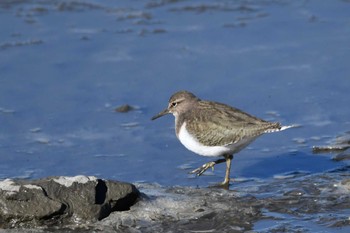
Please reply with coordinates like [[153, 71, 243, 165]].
[[178, 123, 234, 157]]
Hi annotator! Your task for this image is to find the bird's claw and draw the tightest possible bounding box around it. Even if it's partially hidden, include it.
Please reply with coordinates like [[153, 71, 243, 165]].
[[190, 161, 216, 176]]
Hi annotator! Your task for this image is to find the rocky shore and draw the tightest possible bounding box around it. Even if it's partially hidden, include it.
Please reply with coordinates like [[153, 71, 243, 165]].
[[1, 170, 349, 232]]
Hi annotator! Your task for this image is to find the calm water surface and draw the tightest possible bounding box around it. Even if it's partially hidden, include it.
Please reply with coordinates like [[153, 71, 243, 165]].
[[1, 1, 350, 232], [0, 0, 349, 190]]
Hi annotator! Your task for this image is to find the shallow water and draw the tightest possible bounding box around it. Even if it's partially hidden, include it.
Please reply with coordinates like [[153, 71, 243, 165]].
[[0, 0, 350, 231], [100, 169, 350, 233]]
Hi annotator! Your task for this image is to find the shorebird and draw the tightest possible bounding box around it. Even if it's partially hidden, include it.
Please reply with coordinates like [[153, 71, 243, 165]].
[[152, 91, 293, 187]]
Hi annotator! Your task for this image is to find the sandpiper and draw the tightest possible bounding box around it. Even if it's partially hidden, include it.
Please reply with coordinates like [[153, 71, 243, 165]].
[[152, 91, 292, 187]]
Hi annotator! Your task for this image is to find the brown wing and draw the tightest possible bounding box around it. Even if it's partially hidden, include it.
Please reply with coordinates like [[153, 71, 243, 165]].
[[184, 101, 281, 147]]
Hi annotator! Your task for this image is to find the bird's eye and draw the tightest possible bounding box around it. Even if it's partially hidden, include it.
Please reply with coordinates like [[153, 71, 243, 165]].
[[171, 102, 177, 108]]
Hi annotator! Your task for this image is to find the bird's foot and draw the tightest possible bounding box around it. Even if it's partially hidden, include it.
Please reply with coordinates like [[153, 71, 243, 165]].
[[190, 161, 216, 176]]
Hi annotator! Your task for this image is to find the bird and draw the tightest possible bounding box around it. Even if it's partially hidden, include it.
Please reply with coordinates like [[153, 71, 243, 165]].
[[151, 90, 293, 187]]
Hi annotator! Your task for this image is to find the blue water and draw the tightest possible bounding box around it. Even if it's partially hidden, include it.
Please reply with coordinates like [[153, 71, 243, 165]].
[[0, 0, 349, 189]]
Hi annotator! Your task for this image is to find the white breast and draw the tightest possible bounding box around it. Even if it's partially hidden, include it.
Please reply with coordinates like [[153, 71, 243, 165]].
[[178, 122, 233, 157]]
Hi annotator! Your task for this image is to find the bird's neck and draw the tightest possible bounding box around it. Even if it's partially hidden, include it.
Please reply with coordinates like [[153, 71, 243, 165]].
[[175, 114, 186, 137]]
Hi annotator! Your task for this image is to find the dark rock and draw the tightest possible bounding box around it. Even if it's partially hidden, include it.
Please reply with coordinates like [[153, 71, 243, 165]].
[[0, 176, 140, 229], [115, 104, 134, 113], [313, 131, 350, 155]]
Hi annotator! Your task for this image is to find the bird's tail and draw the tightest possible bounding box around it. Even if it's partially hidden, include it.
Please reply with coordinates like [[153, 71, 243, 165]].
[[265, 124, 300, 133]]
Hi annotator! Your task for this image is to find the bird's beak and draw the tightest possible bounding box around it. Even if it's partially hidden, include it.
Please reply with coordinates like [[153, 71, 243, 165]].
[[151, 108, 170, 120]]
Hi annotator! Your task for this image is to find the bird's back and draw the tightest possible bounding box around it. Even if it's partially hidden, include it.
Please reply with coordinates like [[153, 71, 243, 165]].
[[178, 100, 281, 147]]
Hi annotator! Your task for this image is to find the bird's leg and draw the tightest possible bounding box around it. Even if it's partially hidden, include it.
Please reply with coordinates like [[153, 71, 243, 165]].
[[221, 154, 233, 186], [190, 158, 227, 176]]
